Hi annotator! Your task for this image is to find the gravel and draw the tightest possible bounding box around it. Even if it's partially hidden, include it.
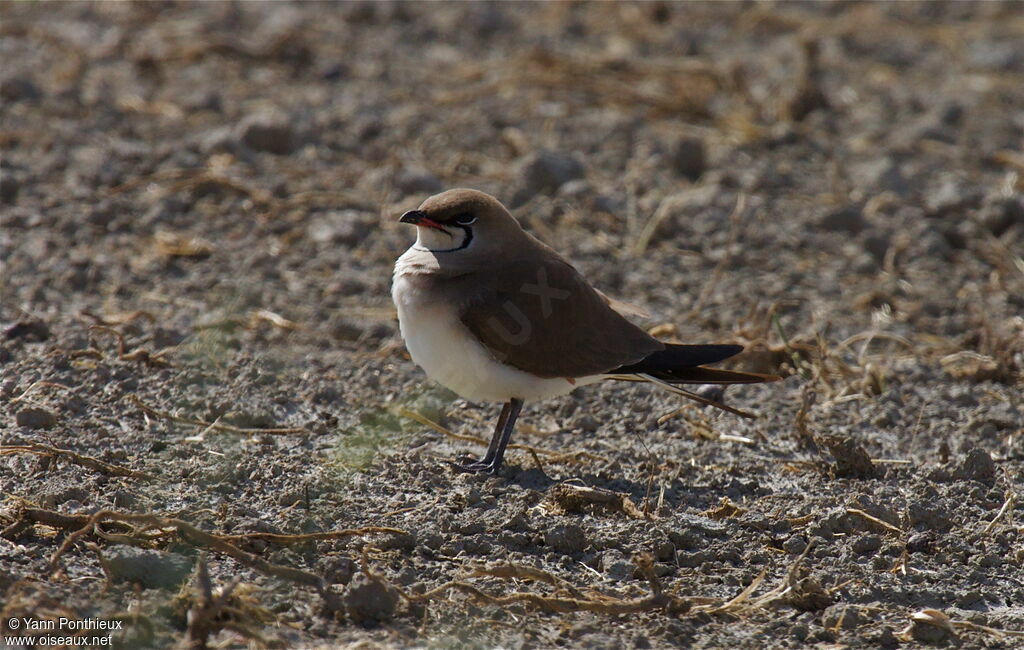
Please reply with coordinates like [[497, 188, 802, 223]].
[[1, 3, 1021, 648]]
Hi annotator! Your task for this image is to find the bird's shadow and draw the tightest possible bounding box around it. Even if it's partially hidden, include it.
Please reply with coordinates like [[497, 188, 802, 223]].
[[500, 464, 728, 512]]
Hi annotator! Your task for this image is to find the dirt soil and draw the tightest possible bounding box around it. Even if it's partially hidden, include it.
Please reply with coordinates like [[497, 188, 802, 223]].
[[2, 2, 1023, 648]]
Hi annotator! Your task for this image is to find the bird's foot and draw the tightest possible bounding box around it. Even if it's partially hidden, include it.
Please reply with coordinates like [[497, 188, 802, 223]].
[[447, 457, 498, 475]]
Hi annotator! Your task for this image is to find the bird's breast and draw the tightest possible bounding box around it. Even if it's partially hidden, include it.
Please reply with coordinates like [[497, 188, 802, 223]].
[[391, 270, 595, 402]]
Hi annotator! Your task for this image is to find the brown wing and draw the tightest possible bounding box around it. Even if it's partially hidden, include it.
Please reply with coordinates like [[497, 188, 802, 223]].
[[458, 257, 663, 378]]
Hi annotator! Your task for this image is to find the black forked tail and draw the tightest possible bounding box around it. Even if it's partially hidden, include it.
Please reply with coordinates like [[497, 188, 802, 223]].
[[613, 344, 779, 385]]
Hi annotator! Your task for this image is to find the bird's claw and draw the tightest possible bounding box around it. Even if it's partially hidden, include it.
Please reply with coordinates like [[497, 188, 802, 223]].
[[447, 457, 497, 474]]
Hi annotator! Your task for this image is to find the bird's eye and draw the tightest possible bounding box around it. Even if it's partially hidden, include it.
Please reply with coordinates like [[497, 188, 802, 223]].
[[454, 213, 477, 226]]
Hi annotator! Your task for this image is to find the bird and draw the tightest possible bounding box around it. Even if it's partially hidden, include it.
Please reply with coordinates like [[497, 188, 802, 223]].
[[392, 188, 779, 475]]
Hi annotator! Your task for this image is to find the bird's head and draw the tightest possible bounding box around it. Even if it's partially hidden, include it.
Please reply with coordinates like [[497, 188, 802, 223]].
[[399, 189, 526, 261]]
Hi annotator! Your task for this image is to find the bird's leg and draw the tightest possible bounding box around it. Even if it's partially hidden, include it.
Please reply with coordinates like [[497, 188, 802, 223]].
[[457, 398, 523, 474], [485, 398, 523, 474]]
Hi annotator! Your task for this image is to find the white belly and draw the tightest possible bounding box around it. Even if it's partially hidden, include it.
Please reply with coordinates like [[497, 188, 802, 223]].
[[392, 273, 599, 402]]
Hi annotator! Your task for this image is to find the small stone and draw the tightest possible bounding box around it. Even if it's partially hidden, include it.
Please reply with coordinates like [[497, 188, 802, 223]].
[[328, 316, 363, 342], [394, 167, 442, 196], [861, 230, 891, 262], [601, 550, 635, 580], [4, 319, 50, 342], [106, 548, 192, 589], [354, 117, 383, 142], [958, 448, 996, 484], [221, 409, 277, 429], [852, 534, 882, 555], [783, 535, 808, 554], [470, 3, 506, 36], [786, 575, 832, 611], [319, 62, 348, 80], [908, 612, 955, 643], [516, 150, 585, 198], [822, 435, 875, 478], [670, 136, 706, 181], [544, 523, 588, 554], [152, 328, 186, 349], [319, 556, 356, 585], [818, 204, 867, 234], [0, 173, 19, 204], [906, 532, 934, 554], [822, 604, 862, 629], [40, 486, 89, 509], [111, 490, 141, 510], [653, 540, 675, 562], [976, 553, 1002, 568], [343, 572, 400, 625], [16, 407, 57, 430], [569, 413, 599, 433], [907, 500, 951, 531], [956, 590, 984, 608], [593, 194, 624, 215], [872, 626, 900, 649], [238, 111, 296, 155], [0, 75, 41, 103]]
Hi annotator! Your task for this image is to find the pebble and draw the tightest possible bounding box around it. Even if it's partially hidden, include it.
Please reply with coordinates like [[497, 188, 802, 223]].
[[544, 523, 588, 554], [343, 572, 399, 624], [237, 111, 297, 155], [818, 203, 867, 234], [908, 614, 954, 643], [957, 448, 996, 484], [319, 556, 356, 585], [16, 407, 57, 429], [105, 548, 193, 589], [821, 604, 862, 630], [670, 136, 706, 181], [0, 75, 41, 103], [515, 150, 585, 200], [601, 550, 635, 580], [111, 490, 141, 510], [907, 500, 952, 531], [906, 532, 934, 554], [851, 534, 882, 555], [569, 413, 599, 433], [860, 229, 892, 262], [0, 173, 19, 204], [328, 315, 363, 341], [783, 535, 808, 554], [4, 319, 50, 342]]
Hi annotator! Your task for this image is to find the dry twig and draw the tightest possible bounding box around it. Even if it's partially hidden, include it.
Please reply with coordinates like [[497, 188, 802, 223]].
[[0, 442, 155, 480], [127, 395, 309, 436]]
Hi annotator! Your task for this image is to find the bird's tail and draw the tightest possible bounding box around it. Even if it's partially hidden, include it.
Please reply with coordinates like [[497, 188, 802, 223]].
[[608, 344, 781, 418]]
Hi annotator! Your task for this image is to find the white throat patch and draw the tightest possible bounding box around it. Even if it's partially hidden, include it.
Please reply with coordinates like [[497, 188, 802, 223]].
[[414, 225, 470, 252]]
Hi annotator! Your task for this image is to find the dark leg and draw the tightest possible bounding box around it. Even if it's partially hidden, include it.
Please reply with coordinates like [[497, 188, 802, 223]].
[[485, 398, 523, 473], [457, 398, 524, 475]]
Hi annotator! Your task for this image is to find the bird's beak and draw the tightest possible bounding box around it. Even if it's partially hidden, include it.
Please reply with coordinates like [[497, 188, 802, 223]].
[[399, 210, 450, 234]]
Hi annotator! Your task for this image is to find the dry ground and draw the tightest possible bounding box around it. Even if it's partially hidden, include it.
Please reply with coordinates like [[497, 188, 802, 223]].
[[2, 2, 1023, 648]]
